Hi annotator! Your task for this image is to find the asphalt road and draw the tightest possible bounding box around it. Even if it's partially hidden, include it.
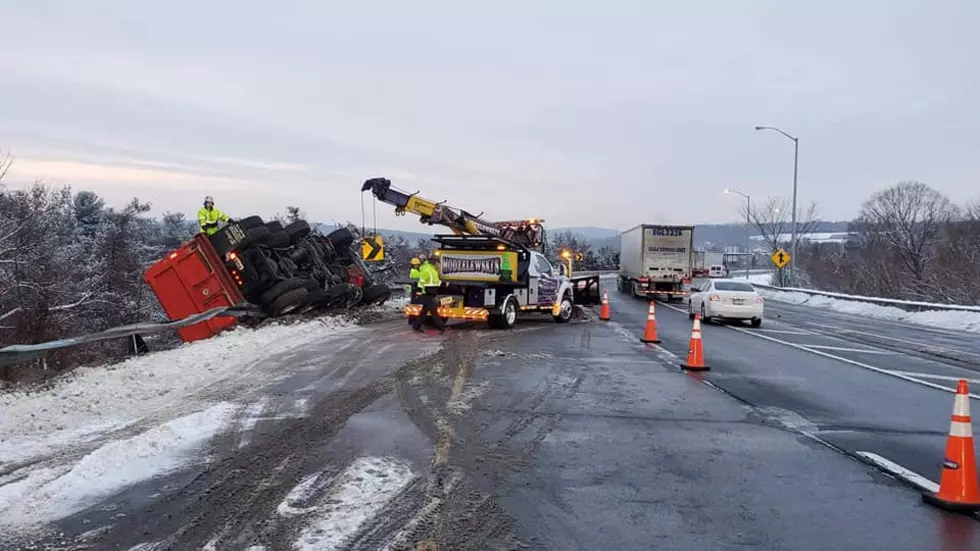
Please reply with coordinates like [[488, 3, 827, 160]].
[[7, 297, 980, 550]]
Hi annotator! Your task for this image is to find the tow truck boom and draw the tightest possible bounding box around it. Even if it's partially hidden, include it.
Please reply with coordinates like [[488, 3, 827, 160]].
[[361, 177, 546, 250]]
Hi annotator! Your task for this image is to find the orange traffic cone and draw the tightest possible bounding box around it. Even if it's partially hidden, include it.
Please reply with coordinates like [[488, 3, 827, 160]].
[[681, 313, 709, 371], [599, 290, 611, 321], [922, 379, 980, 513], [641, 301, 661, 344]]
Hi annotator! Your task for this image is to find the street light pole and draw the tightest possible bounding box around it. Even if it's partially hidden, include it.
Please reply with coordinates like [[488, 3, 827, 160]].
[[755, 125, 799, 285], [724, 189, 751, 280]]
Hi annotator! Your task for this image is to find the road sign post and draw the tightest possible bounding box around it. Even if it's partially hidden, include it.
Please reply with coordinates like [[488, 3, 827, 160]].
[[770, 248, 790, 286]]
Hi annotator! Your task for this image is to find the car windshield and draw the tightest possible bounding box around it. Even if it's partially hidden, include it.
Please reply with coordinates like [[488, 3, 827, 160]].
[[714, 281, 755, 292]]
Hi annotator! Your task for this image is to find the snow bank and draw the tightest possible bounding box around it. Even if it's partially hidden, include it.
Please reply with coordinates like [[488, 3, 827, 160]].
[[292, 456, 416, 551], [762, 289, 980, 333], [733, 272, 773, 285], [0, 402, 238, 529], [0, 316, 359, 467]]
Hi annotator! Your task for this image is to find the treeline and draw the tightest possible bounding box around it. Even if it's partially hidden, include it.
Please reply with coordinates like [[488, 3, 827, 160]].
[[0, 182, 199, 383], [800, 181, 980, 305], [545, 230, 619, 271]]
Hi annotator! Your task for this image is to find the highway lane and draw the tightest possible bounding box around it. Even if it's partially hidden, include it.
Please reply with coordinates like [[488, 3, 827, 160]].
[[602, 282, 980, 510], [6, 309, 968, 550], [763, 296, 980, 381]]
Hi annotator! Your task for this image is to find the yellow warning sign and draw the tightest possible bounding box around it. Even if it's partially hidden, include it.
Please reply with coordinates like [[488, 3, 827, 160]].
[[362, 234, 384, 261], [770, 248, 790, 269]]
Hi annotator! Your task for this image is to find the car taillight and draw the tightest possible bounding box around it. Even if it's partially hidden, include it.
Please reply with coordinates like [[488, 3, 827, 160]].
[[709, 294, 721, 302], [755, 296, 764, 303]]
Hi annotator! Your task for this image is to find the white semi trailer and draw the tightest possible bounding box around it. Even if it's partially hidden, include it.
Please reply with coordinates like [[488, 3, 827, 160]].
[[618, 224, 695, 302]]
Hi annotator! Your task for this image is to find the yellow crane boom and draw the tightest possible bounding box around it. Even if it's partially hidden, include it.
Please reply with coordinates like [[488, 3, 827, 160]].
[[360, 177, 546, 249]]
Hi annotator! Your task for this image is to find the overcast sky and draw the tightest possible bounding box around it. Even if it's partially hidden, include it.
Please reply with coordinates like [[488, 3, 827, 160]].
[[1, 1, 977, 232]]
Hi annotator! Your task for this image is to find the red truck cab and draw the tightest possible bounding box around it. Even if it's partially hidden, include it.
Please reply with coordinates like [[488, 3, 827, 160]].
[[143, 233, 244, 343]]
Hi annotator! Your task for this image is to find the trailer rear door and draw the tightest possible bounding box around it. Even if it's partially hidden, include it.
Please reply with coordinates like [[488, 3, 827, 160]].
[[143, 234, 243, 343]]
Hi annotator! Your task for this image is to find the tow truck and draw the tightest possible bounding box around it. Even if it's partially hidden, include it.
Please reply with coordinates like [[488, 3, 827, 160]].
[[361, 177, 601, 328]]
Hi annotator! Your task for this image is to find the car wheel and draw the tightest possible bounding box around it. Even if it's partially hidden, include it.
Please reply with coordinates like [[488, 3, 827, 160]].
[[268, 287, 310, 317], [688, 300, 696, 320], [553, 293, 573, 323], [701, 303, 711, 324], [751, 317, 762, 328]]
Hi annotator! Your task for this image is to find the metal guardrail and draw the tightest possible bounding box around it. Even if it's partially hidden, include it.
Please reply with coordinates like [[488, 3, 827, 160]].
[[754, 283, 980, 314], [0, 304, 264, 367]]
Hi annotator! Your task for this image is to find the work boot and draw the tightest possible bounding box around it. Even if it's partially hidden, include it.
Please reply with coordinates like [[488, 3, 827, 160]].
[[412, 326, 425, 333]]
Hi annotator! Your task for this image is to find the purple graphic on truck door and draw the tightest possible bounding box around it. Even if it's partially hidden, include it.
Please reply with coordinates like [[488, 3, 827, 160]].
[[537, 274, 559, 305]]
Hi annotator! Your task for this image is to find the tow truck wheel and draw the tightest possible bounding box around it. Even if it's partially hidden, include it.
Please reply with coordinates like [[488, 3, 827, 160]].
[[489, 296, 518, 329], [553, 293, 573, 323]]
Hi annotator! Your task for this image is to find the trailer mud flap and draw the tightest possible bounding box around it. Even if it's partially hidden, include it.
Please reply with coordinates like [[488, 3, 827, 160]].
[[571, 275, 601, 306]]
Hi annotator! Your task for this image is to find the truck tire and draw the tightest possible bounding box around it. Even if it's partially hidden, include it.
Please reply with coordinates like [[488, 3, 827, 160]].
[[268, 288, 310, 317], [361, 283, 390, 305], [327, 228, 355, 250], [552, 292, 573, 323], [261, 278, 308, 305], [266, 221, 284, 233], [248, 226, 271, 241], [285, 220, 312, 242], [489, 296, 518, 329], [239, 216, 264, 230], [263, 231, 292, 249]]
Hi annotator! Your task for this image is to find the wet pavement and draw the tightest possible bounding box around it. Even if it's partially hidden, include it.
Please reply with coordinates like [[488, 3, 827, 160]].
[[6, 296, 980, 550]]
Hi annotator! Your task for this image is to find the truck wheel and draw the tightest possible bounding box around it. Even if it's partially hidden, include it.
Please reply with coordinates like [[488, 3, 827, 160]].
[[238, 216, 264, 230], [553, 293, 573, 323], [264, 231, 292, 249], [248, 226, 271, 241], [268, 287, 310, 317], [489, 296, 518, 329], [261, 278, 308, 305], [266, 221, 284, 233], [285, 220, 312, 242], [361, 283, 391, 305], [326, 228, 355, 249]]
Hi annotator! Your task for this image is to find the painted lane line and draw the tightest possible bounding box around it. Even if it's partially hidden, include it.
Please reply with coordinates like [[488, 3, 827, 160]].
[[854, 451, 939, 494], [802, 322, 980, 358], [756, 329, 815, 336], [726, 323, 980, 400], [885, 371, 980, 385], [654, 300, 980, 400], [802, 345, 895, 355]]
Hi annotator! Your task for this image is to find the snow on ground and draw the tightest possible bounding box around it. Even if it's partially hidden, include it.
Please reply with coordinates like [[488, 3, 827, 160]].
[[0, 402, 238, 530], [761, 289, 980, 333], [732, 272, 773, 285], [0, 315, 359, 468], [292, 456, 416, 551]]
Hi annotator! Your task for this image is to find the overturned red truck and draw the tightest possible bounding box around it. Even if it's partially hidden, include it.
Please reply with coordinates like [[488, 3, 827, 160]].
[[143, 216, 390, 343]]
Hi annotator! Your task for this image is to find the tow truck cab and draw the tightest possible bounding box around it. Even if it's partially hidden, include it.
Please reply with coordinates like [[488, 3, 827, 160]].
[[403, 235, 600, 329]]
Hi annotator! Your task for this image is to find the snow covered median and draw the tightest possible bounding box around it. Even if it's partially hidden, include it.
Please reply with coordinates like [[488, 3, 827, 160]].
[[760, 288, 980, 333]]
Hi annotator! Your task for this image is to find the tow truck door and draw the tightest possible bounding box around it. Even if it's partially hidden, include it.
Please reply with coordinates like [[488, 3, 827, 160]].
[[531, 253, 560, 306]]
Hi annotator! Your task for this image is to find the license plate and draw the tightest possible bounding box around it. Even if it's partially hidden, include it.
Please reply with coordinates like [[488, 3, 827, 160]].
[[732, 299, 745, 305]]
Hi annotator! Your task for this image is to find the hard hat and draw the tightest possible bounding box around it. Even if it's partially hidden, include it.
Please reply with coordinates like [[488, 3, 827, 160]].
[[410, 258, 421, 266], [204, 195, 214, 203]]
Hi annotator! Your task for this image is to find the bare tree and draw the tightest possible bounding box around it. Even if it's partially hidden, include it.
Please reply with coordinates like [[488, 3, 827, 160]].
[[741, 196, 818, 285], [856, 181, 955, 285]]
